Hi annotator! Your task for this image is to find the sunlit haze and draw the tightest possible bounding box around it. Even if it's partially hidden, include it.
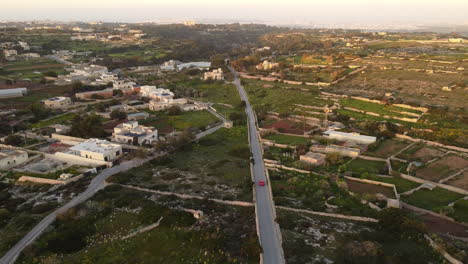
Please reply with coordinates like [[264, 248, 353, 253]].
[[1, 0, 467, 26]]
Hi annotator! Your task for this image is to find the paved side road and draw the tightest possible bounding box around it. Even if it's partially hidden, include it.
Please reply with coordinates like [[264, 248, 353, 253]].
[[0, 157, 152, 264], [230, 66, 285, 264]]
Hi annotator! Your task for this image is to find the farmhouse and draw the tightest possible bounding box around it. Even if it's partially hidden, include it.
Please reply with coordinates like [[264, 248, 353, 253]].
[[311, 144, 361, 158], [299, 152, 326, 166], [323, 130, 376, 145], [256, 60, 279, 70], [0, 88, 28, 98], [42, 97, 72, 109], [203, 68, 224, 80], [69, 138, 122, 162], [160, 60, 182, 71], [112, 121, 158, 145], [0, 149, 28, 170], [139, 86, 174, 102]]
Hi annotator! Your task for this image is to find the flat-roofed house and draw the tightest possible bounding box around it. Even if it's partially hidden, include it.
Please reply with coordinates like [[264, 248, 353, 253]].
[[42, 97, 72, 108], [0, 149, 28, 170], [69, 139, 122, 162], [323, 130, 376, 145], [112, 121, 158, 145], [203, 68, 224, 80], [300, 152, 326, 166]]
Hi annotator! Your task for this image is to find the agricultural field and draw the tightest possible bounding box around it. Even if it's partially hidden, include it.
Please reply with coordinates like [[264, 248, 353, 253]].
[[262, 133, 311, 146], [448, 199, 468, 223], [401, 187, 464, 214], [364, 139, 409, 159], [414, 154, 468, 182], [31, 112, 77, 129], [0, 57, 66, 82], [269, 170, 377, 217], [277, 209, 442, 264], [242, 79, 329, 115], [108, 126, 252, 201], [16, 185, 260, 264], [139, 110, 219, 134], [330, 65, 468, 108], [345, 178, 396, 199], [445, 170, 468, 191], [361, 175, 421, 193], [396, 144, 445, 163], [345, 158, 388, 175]]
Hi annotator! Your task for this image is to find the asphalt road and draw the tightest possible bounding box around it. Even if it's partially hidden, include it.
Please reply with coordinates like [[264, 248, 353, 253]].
[[230, 67, 285, 264], [0, 158, 150, 264]]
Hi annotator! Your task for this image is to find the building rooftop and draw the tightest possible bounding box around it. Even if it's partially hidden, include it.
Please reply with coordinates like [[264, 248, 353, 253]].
[[324, 130, 376, 141], [0, 149, 27, 160], [70, 139, 120, 154], [302, 152, 326, 159]]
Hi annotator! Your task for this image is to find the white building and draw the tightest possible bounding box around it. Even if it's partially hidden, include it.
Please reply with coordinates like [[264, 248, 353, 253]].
[[69, 139, 122, 162], [160, 60, 181, 71], [21, 53, 40, 59], [113, 80, 136, 91], [139, 86, 175, 102], [42, 97, 72, 109], [18, 41, 30, 51], [256, 60, 279, 70], [3, 49, 17, 58], [112, 121, 158, 145], [203, 68, 224, 80], [0, 149, 28, 170], [300, 152, 326, 166], [323, 130, 376, 145], [0, 88, 28, 99]]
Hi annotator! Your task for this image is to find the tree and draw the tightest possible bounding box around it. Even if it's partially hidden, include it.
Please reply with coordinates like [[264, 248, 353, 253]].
[[378, 208, 427, 241], [167, 106, 182, 116], [4, 135, 23, 146], [28, 103, 51, 122], [325, 152, 343, 166], [113, 89, 124, 97], [43, 71, 58, 78], [110, 110, 127, 120], [69, 114, 106, 138]]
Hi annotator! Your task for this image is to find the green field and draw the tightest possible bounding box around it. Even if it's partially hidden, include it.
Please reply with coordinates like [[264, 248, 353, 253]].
[[31, 112, 77, 128], [345, 158, 387, 175], [402, 187, 464, 212], [139, 110, 219, 133], [270, 170, 377, 217], [449, 199, 468, 223], [263, 133, 311, 146], [340, 98, 423, 117], [109, 126, 252, 201], [243, 79, 329, 115], [363, 175, 421, 193]]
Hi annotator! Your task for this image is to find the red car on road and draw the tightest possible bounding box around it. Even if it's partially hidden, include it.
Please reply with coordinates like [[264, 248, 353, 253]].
[[258, 180, 266, 186]]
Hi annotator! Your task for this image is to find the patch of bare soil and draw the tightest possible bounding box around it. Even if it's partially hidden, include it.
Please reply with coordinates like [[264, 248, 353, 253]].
[[446, 170, 468, 191], [413, 147, 444, 163]]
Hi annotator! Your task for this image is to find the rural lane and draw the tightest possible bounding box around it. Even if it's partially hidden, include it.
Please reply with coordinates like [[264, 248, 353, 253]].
[[230, 66, 285, 264], [0, 157, 152, 264]]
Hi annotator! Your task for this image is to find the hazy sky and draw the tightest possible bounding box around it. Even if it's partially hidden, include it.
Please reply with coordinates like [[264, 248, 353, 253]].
[[1, 0, 467, 25]]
